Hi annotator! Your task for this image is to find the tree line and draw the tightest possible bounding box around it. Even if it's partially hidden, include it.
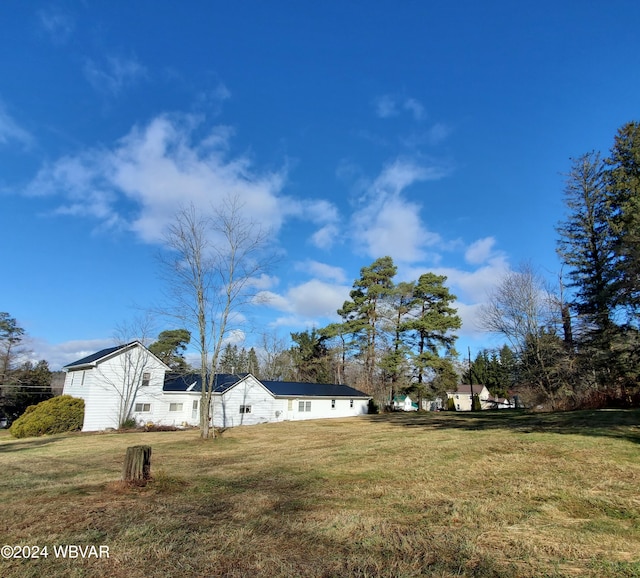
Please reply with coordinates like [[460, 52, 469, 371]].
[[480, 121, 640, 409]]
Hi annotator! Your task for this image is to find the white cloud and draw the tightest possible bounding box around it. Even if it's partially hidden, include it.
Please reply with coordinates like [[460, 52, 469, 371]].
[[31, 338, 113, 371], [431, 254, 511, 304], [84, 55, 148, 96], [310, 224, 339, 249], [0, 102, 33, 148], [350, 158, 447, 263], [248, 274, 279, 291], [258, 279, 351, 320], [24, 113, 294, 243], [295, 260, 346, 283], [465, 236, 497, 265]]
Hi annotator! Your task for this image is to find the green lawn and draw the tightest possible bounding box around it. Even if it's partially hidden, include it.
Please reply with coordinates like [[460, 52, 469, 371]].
[[1, 410, 639, 577]]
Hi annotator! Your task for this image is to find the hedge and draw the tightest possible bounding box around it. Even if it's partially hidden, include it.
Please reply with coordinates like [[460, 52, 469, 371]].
[[9, 395, 85, 438]]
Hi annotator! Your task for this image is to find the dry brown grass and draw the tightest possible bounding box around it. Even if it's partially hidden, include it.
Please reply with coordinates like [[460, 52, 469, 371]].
[[1, 409, 639, 577]]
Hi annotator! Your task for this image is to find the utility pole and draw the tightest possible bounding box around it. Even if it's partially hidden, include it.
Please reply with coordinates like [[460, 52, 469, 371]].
[[468, 347, 475, 411]]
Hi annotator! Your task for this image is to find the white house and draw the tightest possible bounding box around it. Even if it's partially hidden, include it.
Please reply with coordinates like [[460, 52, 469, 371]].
[[446, 384, 491, 411], [446, 384, 514, 411], [391, 394, 418, 412], [63, 342, 371, 432], [63, 341, 170, 431]]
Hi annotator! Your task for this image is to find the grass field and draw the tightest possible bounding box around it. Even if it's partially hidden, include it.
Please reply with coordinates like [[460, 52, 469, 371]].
[[1, 410, 640, 577]]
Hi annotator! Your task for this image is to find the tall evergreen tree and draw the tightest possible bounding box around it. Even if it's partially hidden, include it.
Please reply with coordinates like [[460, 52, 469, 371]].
[[403, 273, 461, 385], [379, 281, 415, 398], [607, 121, 640, 321], [338, 256, 397, 394], [557, 152, 616, 336]]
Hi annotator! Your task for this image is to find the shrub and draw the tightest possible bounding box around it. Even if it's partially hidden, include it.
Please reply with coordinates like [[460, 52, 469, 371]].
[[9, 395, 84, 438]]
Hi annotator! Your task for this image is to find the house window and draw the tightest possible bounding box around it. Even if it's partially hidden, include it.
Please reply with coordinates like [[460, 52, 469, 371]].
[[350, 399, 354, 408], [80, 371, 86, 386], [169, 403, 183, 412], [193, 400, 198, 410], [135, 403, 151, 412], [331, 399, 336, 409], [240, 405, 251, 414], [298, 400, 311, 412], [288, 399, 293, 411], [142, 372, 151, 387]]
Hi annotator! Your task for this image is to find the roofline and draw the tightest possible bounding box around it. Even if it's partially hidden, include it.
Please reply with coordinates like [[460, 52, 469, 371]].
[[64, 341, 171, 371]]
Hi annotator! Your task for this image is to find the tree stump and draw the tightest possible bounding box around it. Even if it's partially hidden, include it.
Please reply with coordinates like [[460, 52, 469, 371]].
[[122, 445, 152, 485]]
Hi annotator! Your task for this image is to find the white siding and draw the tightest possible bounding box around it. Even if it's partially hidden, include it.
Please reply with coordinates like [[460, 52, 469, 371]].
[[142, 393, 201, 427], [213, 376, 284, 427], [281, 397, 369, 421], [63, 344, 168, 431]]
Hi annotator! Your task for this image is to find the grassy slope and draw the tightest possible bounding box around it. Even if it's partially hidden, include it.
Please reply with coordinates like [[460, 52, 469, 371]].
[[1, 410, 639, 578]]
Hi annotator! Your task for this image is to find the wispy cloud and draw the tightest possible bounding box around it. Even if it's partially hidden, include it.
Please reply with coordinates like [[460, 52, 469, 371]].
[[84, 55, 148, 96], [0, 101, 33, 148], [374, 95, 427, 121], [23, 113, 338, 250], [350, 157, 448, 263], [37, 8, 74, 44]]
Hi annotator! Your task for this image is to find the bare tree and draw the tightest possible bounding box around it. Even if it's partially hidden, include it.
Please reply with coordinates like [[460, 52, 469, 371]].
[[160, 196, 272, 439], [479, 263, 570, 407], [95, 316, 158, 428], [257, 330, 292, 380]]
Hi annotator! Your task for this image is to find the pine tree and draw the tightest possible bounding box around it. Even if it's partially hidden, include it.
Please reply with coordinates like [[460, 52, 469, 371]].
[[403, 273, 461, 385], [607, 121, 640, 321], [556, 152, 616, 338], [338, 256, 397, 395]]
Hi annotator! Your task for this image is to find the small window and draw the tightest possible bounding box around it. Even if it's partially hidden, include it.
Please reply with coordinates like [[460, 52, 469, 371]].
[[192, 400, 198, 410], [288, 399, 293, 411], [298, 400, 305, 412], [240, 405, 251, 414], [350, 399, 354, 408], [142, 372, 151, 387], [135, 403, 151, 412], [169, 403, 183, 412], [331, 399, 336, 409]]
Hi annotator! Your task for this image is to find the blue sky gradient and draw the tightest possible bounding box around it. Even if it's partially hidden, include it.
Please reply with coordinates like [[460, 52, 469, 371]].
[[2, 1, 639, 369]]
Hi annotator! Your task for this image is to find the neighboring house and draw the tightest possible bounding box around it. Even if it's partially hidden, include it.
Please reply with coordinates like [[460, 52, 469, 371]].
[[446, 384, 492, 411], [422, 397, 444, 411], [392, 394, 418, 412], [64, 343, 370, 432], [485, 396, 515, 410]]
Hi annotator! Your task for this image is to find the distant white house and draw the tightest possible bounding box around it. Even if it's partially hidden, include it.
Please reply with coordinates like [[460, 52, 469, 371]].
[[63, 342, 371, 432], [391, 394, 418, 412], [446, 384, 514, 411]]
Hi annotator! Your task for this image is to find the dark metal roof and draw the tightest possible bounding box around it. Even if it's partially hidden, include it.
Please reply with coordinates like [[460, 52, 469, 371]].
[[260, 381, 369, 398], [162, 373, 369, 398], [163, 373, 248, 393], [64, 343, 131, 369]]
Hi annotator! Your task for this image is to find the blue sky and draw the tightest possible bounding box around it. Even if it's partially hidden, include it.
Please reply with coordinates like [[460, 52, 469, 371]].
[[2, 1, 639, 370]]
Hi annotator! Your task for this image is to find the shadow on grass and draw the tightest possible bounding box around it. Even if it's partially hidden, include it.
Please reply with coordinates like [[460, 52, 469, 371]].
[[364, 408, 640, 444], [0, 435, 65, 453]]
